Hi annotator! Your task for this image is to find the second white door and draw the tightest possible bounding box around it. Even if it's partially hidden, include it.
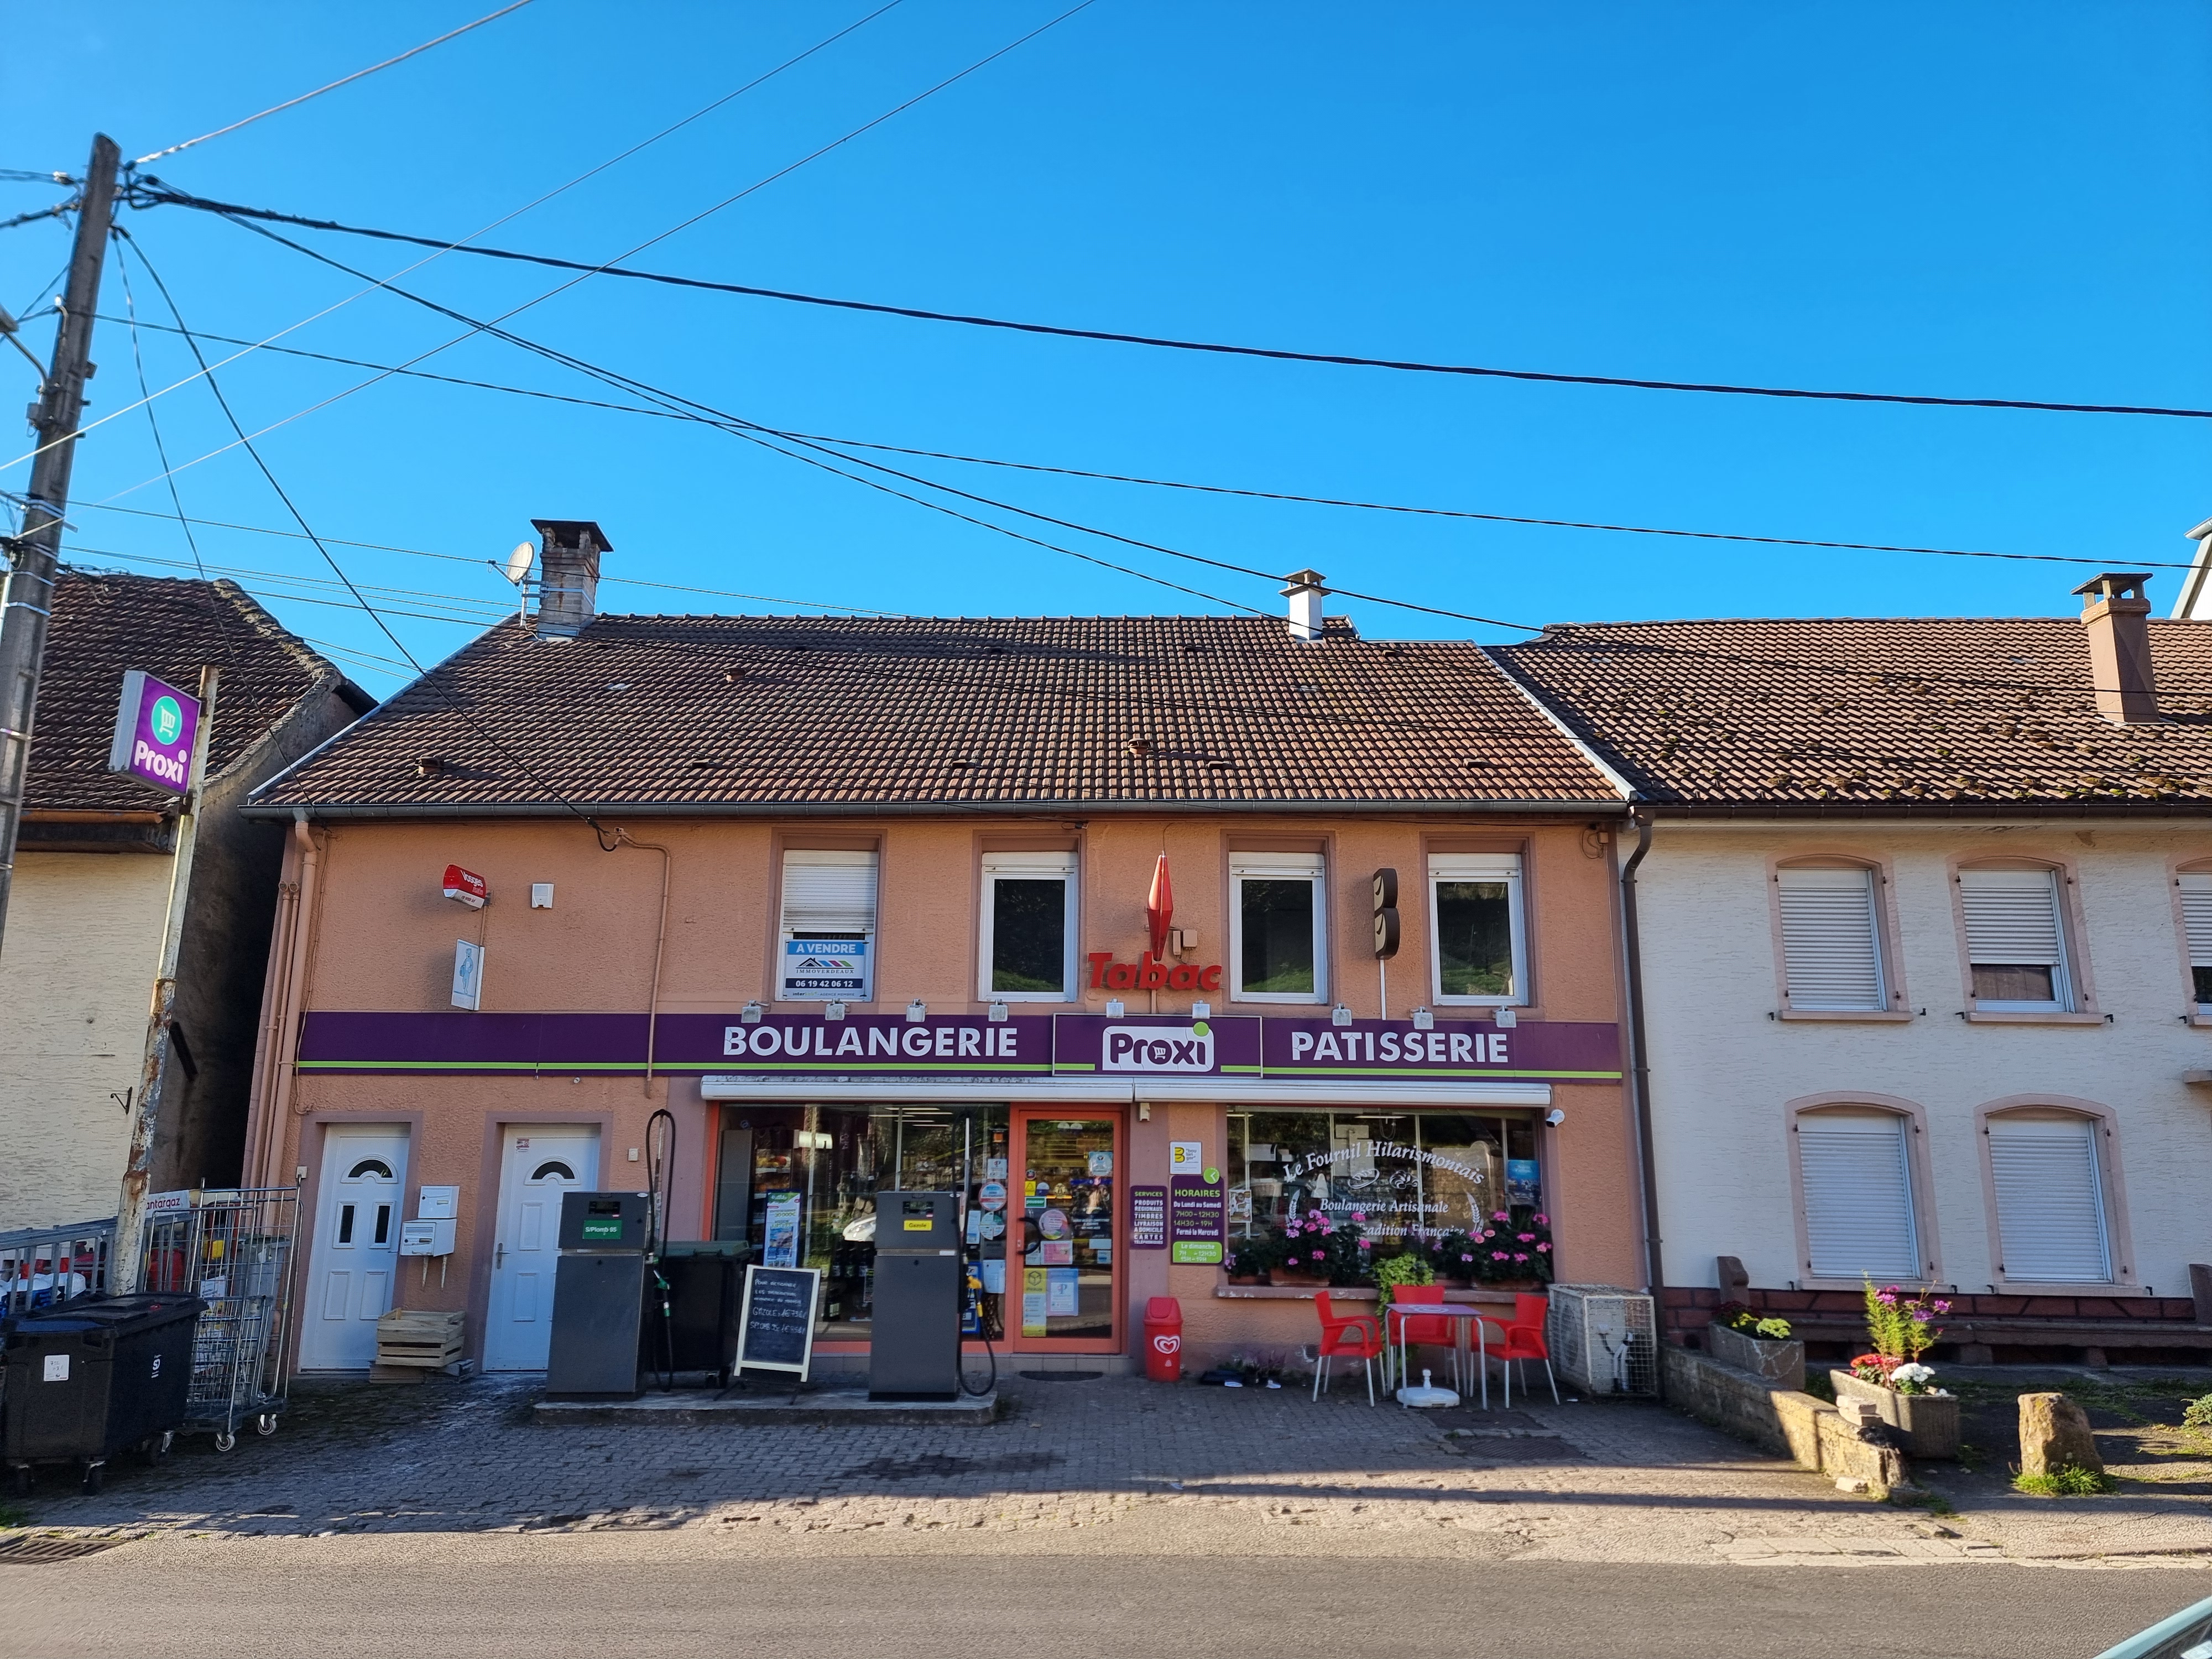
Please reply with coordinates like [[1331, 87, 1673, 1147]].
[[299, 1124, 410, 1370], [483, 1126, 600, 1370]]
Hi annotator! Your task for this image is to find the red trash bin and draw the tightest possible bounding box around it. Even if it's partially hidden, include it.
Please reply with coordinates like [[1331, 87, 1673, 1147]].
[[1143, 1296, 1183, 1382]]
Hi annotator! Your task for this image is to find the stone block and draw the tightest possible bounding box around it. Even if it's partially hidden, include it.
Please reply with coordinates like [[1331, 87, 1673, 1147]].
[[2018, 1392, 2103, 1478], [1706, 1319, 1806, 1392], [1815, 1407, 1907, 1500]]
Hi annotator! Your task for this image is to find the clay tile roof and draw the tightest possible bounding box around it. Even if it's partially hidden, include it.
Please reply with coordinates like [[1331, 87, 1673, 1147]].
[[248, 613, 1620, 815], [1492, 615, 2212, 810], [28, 570, 369, 813]]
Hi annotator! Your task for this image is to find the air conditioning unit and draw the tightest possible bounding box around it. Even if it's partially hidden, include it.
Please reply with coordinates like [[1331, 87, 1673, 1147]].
[[1547, 1284, 1657, 1397]]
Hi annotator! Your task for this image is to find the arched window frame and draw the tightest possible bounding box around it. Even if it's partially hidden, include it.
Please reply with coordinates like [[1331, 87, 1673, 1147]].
[[1765, 851, 1911, 1021], [1782, 1092, 1944, 1290], [1972, 1096, 2140, 1294], [1947, 852, 2101, 1024]]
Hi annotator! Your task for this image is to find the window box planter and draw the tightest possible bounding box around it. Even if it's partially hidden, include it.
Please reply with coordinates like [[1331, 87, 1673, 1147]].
[[1270, 1267, 1331, 1288], [1830, 1369, 1960, 1459], [1706, 1321, 1804, 1392]]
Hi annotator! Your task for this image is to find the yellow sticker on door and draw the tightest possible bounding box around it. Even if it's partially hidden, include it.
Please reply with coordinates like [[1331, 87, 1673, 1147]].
[[903, 1218, 932, 1231]]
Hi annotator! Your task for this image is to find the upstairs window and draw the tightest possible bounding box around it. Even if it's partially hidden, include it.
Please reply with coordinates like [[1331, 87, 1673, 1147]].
[[1231, 852, 1326, 1003], [779, 849, 877, 1002], [2180, 873, 2212, 1011], [979, 852, 1077, 1000], [1959, 866, 2073, 1011], [1776, 864, 1887, 1011], [1987, 1112, 2112, 1284], [1429, 852, 1526, 1005]]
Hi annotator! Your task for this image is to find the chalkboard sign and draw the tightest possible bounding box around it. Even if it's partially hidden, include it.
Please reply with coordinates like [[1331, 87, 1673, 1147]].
[[736, 1264, 820, 1379]]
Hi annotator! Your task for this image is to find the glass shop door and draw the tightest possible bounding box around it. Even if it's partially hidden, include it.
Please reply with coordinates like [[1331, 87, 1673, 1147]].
[[1008, 1109, 1123, 1352]]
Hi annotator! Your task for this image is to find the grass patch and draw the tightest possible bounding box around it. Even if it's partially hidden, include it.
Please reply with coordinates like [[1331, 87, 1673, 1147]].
[[0, 1503, 25, 1530], [2013, 1464, 2115, 1497]]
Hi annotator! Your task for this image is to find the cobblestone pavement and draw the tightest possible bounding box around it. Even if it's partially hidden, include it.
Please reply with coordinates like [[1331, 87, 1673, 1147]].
[[5, 1371, 2208, 1569]]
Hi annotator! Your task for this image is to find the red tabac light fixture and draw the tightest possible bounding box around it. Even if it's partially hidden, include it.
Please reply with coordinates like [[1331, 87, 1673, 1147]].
[[1146, 854, 1173, 961]]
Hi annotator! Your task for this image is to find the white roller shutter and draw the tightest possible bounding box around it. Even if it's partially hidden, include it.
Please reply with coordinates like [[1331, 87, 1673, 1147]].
[[2179, 874, 2212, 975], [1959, 867, 2071, 1008], [780, 850, 878, 936], [1777, 866, 1885, 1010], [1989, 1115, 2112, 1284], [1797, 1110, 1921, 1281]]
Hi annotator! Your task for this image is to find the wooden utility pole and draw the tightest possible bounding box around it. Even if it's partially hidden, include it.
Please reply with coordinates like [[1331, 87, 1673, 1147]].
[[112, 665, 217, 1292], [0, 133, 121, 952]]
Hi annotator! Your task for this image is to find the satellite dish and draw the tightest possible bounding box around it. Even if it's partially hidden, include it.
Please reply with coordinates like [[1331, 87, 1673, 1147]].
[[500, 541, 535, 586]]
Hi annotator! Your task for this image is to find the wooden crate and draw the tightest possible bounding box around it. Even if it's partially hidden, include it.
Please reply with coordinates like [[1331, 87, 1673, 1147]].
[[375, 1307, 466, 1369]]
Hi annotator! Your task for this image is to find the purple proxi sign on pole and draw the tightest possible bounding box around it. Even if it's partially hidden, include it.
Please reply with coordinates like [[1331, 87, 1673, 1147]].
[[105, 670, 200, 795]]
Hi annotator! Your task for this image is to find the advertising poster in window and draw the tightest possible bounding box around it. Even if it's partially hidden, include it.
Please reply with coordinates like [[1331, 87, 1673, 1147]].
[[779, 938, 871, 1000], [1129, 1185, 1167, 1249], [763, 1191, 802, 1267]]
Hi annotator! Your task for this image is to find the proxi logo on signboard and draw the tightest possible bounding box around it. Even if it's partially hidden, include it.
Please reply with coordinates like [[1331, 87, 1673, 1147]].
[[105, 670, 200, 796], [1102, 1021, 1214, 1073]]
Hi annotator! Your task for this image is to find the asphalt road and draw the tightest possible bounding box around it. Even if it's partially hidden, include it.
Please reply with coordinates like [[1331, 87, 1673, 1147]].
[[2, 1546, 2205, 1658]]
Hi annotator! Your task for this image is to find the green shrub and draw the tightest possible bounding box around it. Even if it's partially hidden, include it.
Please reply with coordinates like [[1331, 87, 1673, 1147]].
[[2013, 1465, 2115, 1497], [2180, 1394, 2212, 1431]]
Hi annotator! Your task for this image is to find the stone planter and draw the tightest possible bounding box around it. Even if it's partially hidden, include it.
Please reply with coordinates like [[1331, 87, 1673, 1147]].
[[1830, 1369, 1960, 1459], [1705, 1321, 1806, 1392]]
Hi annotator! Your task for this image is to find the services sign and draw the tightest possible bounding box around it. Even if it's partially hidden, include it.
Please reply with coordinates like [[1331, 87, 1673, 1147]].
[[105, 670, 199, 796]]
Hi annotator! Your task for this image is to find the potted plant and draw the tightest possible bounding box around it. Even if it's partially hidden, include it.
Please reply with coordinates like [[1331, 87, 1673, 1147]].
[[1267, 1209, 1376, 1286], [1432, 1230, 1480, 1287], [1703, 1301, 1804, 1391], [1226, 1231, 1285, 1285], [1472, 1206, 1554, 1288], [1828, 1280, 1960, 1458], [1371, 1250, 1436, 1315]]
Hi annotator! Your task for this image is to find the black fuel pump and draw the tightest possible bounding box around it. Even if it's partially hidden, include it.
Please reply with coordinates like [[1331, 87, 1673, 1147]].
[[868, 1191, 964, 1400]]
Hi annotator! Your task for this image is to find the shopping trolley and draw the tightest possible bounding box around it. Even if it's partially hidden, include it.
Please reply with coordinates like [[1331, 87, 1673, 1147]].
[[139, 1188, 299, 1450]]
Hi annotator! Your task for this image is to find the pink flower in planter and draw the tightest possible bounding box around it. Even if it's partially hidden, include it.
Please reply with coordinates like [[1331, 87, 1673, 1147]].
[[1350, 1211, 1366, 1223], [1483, 1229, 1498, 1240], [1517, 1233, 1535, 1243], [1535, 1241, 1551, 1253], [1493, 1211, 1510, 1223], [1286, 1224, 1301, 1237], [1933, 1300, 1953, 1314], [1491, 1250, 1510, 1261], [1513, 1253, 1529, 1264], [1875, 1288, 1899, 1306], [1309, 1210, 1325, 1222], [1459, 1253, 1474, 1263], [1357, 1239, 1371, 1251], [1533, 1213, 1549, 1225], [1311, 1249, 1326, 1261]]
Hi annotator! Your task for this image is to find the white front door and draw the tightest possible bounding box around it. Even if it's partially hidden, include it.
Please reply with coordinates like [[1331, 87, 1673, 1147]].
[[483, 1126, 600, 1371], [299, 1125, 410, 1370]]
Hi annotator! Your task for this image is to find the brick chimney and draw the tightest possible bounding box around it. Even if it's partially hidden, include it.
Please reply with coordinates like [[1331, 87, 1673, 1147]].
[[2072, 571, 2157, 724], [530, 519, 608, 640], [1282, 568, 1326, 641]]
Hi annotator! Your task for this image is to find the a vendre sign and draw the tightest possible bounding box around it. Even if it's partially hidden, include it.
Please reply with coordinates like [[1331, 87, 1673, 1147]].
[[105, 670, 199, 796]]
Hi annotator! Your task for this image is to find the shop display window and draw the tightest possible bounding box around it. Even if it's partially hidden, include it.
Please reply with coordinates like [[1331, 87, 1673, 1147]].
[[712, 1103, 1009, 1340], [1227, 1110, 1539, 1248]]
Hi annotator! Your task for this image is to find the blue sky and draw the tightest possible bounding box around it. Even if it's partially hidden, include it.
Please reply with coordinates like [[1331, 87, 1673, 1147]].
[[3, 2, 2208, 689]]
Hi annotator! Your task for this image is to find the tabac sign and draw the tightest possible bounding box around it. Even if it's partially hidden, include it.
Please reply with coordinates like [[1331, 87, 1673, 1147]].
[[106, 670, 200, 796]]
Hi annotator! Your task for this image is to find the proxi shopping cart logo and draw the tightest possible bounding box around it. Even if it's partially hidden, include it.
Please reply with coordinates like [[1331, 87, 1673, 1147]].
[[1102, 1020, 1215, 1073]]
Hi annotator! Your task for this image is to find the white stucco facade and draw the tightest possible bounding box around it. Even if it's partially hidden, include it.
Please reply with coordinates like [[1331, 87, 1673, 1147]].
[[0, 851, 174, 1227], [1637, 818, 2212, 1301]]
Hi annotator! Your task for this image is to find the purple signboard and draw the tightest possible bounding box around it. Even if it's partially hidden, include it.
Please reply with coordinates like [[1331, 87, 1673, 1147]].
[[1128, 1185, 1167, 1250], [1167, 1172, 1225, 1265], [1261, 1018, 1621, 1083], [298, 1011, 1055, 1077], [1052, 1014, 1261, 1077], [105, 670, 199, 795]]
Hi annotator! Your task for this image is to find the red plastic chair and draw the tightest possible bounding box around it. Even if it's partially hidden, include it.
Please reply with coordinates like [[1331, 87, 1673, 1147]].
[[1385, 1285, 1457, 1392], [1312, 1291, 1385, 1405], [1487, 1292, 1558, 1406]]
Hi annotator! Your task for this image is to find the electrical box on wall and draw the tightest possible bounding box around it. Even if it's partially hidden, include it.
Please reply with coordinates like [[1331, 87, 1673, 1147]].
[[400, 1218, 456, 1258], [418, 1185, 459, 1219], [531, 883, 554, 909]]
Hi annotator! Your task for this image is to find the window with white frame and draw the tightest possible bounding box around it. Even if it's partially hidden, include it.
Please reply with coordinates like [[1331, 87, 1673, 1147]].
[[1959, 866, 2074, 1011], [778, 849, 877, 1002], [1230, 852, 1326, 1003], [1987, 1113, 2112, 1284], [978, 852, 1078, 999], [1776, 863, 1887, 1011], [1428, 852, 1527, 1004], [2180, 873, 2212, 1011], [1796, 1108, 1922, 1281]]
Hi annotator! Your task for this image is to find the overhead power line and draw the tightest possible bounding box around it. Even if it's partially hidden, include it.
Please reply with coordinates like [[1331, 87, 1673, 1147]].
[[134, 184, 2212, 421], [131, 1, 539, 165], [87, 307, 2204, 578]]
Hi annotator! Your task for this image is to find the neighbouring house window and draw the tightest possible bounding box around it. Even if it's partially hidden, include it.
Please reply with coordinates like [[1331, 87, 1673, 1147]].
[[1987, 1113, 2112, 1284], [1959, 866, 2073, 1011], [979, 852, 1077, 999], [1776, 864, 1887, 1011], [779, 849, 877, 1002], [2180, 873, 2212, 1010], [1231, 853, 1326, 1003], [1429, 853, 1526, 1005], [1796, 1108, 1921, 1281]]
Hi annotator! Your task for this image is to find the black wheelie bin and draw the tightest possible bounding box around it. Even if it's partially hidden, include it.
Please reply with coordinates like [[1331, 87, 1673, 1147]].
[[1, 1293, 205, 1494]]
